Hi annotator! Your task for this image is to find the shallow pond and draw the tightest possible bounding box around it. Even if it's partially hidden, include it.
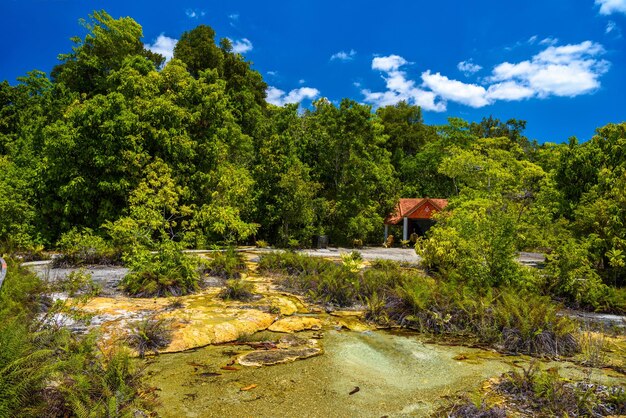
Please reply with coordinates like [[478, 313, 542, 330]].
[[146, 330, 519, 417]]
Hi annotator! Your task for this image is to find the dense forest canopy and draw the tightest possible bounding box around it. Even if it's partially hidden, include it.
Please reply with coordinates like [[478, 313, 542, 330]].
[[0, 11, 624, 294]]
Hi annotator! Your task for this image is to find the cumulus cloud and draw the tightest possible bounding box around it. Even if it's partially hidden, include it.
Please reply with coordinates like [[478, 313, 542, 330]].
[[422, 71, 489, 107], [595, 0, 626, 15], [145, 34, 177, 62], [330, 49, 357, 61], [486, 81, 535, 101], [372, 55, 407, 72], [266, 86, 320, 106], [229, 38, 253, 54], [361, 40, 610, 110], [490, 41, 609, 97], [362, 55, 444, 111], [457, 60, 482, 76]]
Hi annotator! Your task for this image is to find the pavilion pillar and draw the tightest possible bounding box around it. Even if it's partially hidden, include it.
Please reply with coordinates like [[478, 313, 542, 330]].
[[403, 217, 408, 241]]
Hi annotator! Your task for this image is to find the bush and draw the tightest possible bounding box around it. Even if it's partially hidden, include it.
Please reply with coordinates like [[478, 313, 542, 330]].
[[219, 279, 255, 301], [258, 251, 334, 277], [544, 238, 611, 310], [255, 240, 269, 248], [397, 278, 579, 356], [0, 262, 54, 416], [0, 260, 156, 417], [497, 362, 626, 416], [127, 317, 173, 358], [437, 398, 506, 418], [121, 240, 200, 297], [54, 228, 120, 267], [55, 268, 101, 298], [204, 248, 247, 279]]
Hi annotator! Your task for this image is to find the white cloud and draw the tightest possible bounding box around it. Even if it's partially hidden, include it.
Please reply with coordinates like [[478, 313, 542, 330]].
[[595, 0, 626, 15], [229, 13, 239, 21], [267, 71, 278, 76], [372, 55, 407, 72], [457, 60, 483, 76], [607, 20, 617, 33], [605, 20, 622, 37], [266, 86, 320, 106], [422, 71, 489, 107], [363, 55, 445, 111], [361, 40, 610, 111], [298, 79, 306, 84], [185, 9, 205, 18], [528, 35, 538, 44], [330, 49, 356, 61], [490, 40, 609, 98], [486, 81, 535, 101], [539, 37, 559, 46], [229, 38, 253, 54], [145, 34, 177, 63]]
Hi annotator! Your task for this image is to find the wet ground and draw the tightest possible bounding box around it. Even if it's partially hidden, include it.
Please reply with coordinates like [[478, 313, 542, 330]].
[[22, 252, 626, 417], [146, 330, 517, 418]]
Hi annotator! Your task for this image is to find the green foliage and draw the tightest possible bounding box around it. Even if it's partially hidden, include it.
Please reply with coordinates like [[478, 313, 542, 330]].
[[544, 238, 611, 310], [204, 248, 247, 279], [0, 157, 39, 251], [127, 317, 173, 358], [258, 251, 334, 277], [0, 261, 156, 417], [497, 362, 626, 416], [56, 268, 102, 298], [398, 278, 578, 356], [121, 240, 200, 297], [255, 240, 269, 248], [0, 262, 52, 417], [0, 8, 625, 323], [51, 10, 162, 94], [417, 199, 524, 288], [219, 279, 255, 301], [55, 228, 119, 266], [49, 337, 158, 417]]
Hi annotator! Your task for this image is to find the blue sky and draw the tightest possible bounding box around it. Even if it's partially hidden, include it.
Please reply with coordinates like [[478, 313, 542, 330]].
[[1, 0, 625, 143]]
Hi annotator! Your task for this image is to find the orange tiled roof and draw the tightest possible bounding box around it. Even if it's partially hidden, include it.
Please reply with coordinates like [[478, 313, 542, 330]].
[[384, 198, 448, 224]]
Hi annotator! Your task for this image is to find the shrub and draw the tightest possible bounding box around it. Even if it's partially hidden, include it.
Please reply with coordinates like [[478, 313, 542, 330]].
[[497, 362, 626, 416], [204, 248, 247, 279], [219, 279, 255, 301], [544, 238, 611, 310], [121, 240, 200, 297], [369, 258, 401, 272], [340, 251, 363, 272], [55, 268, 101, 298], [0, 260, 157, 417], [127, 317, 173, 358], [49, 336, 158, 416], [437, 398, 506, 418], [258, 252, 334, 277], [313, 266, 360, 306], [54, 228, 120, 267], [397, 278, 579, 356], [255, 240, 269, 248], [364, 292, 388, 323]]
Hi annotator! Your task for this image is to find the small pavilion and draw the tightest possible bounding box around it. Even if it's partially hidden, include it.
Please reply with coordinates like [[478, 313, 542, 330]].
[[384, 198, 448, 241]]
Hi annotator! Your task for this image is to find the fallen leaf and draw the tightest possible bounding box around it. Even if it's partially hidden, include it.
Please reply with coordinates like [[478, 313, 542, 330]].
[[349, 386, 360, 395], [241, 384, 257, 391]]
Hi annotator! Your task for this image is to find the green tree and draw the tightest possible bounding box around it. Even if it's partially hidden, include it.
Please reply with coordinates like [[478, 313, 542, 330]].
[[52, 11, 163, 94]]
